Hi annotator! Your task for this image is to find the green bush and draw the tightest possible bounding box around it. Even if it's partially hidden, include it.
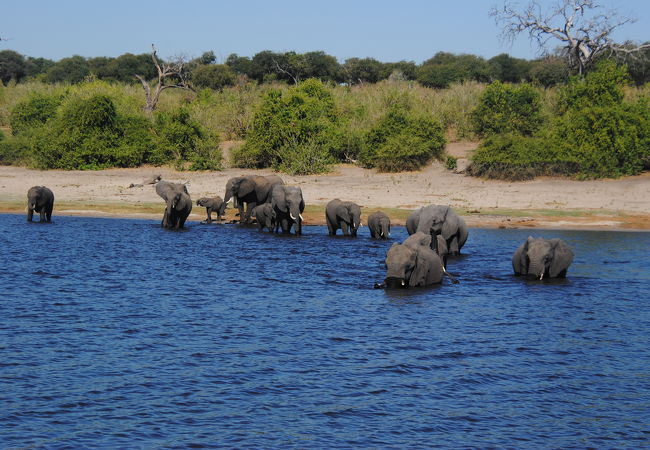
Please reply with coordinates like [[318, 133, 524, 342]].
[[471, 81, 543, 136], [467, 133, 577, 180], [10, 94, 61, 135], [360, 104, 445, 171], [445, 155, 457, 170], [235, 78, 341, 173], [557, 60, 627, 114], [152, 108, 221, 170], [553, 103, 648, 178], [30, 94, 153, 169], [192, 64, 236, 91]]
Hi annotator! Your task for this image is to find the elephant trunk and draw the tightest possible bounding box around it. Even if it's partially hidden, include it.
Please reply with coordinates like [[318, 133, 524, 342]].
[[384, 276, 407, 289], [527, 261, 546, 279]]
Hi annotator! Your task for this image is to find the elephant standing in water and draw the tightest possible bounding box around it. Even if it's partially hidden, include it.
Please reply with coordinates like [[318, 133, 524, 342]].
[[368, 211, 391, 239], [325, 199, 361, 236], [252, 203, 276, 232], [27, 186, 54, 222], [196, 196, 225, 223], [156, 181, 192, 230], [223, 175, 284, 223], [512, 237, 574, 279], [406, 205, 468, 255], [380, 232, 455, 288], [271, 185, 305, 235]]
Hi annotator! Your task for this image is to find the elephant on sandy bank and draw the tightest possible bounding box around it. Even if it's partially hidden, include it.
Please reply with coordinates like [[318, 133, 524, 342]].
[[156, 181, 192, 230], [512, 237, 574, 279], [368, 211, 390, 239], [196, 196, 225, 223], [27, 186, 54, 223], [223, 175, 284, 223], [326, 199, 361, 236], [271, 185, 304, 235], [406, 205, 468, 255]]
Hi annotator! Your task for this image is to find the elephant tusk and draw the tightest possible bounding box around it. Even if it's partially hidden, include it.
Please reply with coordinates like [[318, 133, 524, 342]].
[[290, 213, 297, 220], [401, 279, 405, 286], [299, 213, 304, 221], [539, 272, 544, 280]]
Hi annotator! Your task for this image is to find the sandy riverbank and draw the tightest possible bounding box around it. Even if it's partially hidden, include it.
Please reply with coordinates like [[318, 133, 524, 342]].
[[1, 143, 649, 230]]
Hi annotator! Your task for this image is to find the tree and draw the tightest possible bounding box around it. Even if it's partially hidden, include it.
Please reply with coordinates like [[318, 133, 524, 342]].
[[488, 53, 532, 82], [491, 0, 650, 74], [342, 57, 383, 85], [45, 55, 90, 83], [192, 64, 236, 90], [134, 44, 194, 112], [0, 50, 27, 85]]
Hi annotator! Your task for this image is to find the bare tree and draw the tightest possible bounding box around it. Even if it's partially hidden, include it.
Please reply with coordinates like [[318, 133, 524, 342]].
[[135, 44, 195, 112], [491, 0, 650, 74]]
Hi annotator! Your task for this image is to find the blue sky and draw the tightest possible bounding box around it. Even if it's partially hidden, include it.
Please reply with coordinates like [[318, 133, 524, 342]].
[[2, 0, 649, 63]]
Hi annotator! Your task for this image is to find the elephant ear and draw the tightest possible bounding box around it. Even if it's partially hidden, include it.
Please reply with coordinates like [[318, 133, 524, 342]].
[[237, 178, 255, 197], [549, 239, 574, 277], [272, 186, 287, 212], [409, 248, 429, 287], [339, 206, 351, 223]]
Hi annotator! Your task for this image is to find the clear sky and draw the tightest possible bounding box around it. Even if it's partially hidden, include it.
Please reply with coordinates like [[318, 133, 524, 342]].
[[2, 0, 649, 63]]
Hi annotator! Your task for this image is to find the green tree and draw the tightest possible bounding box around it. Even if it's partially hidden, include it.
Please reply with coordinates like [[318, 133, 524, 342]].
[[417, 52, 491, 88], [192, 64, 236, 90], [528, 57, 570, 87], [488, 53, 532, 82], [342, 57, 384, 84], [0, 50, 27, 85], [46, 55, 90, 83], [10, 94, 61, 135]]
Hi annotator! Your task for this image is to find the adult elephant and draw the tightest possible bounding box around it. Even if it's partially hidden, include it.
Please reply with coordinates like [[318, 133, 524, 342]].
[[325, 199, 361, 236], [382, 232, 448, 288], [368, 211, 391, 239], [27, 186, 54, 223], [512, 237, 574, 279], [223, 175, 284, 223], [406, 205, 468, 255], [156, 181, 192, 230], [271, 185, 304, 235]]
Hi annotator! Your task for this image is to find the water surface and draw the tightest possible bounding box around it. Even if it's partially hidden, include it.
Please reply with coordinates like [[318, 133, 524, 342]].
[[1, 214, 649, 447]]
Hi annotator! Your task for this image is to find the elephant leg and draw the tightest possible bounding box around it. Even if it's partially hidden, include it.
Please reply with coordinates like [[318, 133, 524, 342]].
[[449, 236, 460, 255], [206, 208, 212, 223], [27, 208, 34, 222], [40, 210, 46, 222], [46, 210, 52, 222], [341, 221, 349, 236]]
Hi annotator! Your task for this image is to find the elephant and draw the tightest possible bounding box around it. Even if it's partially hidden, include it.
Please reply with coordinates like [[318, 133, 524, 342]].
[[128, 174, 161, 188], [196, 196, 225, 223], [223, 175, 284, 223], [252, 203, 276, 232], [325, 199, 361, 236], [512, 237, 574, 279], [27, 186, 54, 222], [406, 205, 468, 255], [156, 181, 192, 230], [380, 232, 449, 288], [368, 211, 391, 239], [271, 184, 305, 235]]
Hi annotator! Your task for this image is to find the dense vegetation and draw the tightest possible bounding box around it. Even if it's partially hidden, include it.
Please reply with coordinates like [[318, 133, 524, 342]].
[[0, 46, 648, 178]]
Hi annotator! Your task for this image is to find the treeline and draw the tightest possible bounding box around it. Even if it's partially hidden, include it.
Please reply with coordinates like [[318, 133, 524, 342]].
[[3, 47, 650, 89]]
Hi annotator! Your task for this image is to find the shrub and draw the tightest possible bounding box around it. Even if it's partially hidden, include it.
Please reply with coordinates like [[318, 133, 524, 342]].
[[553, 103, 648, 178], [10, 94, 61, 135], [236, 78, 341, 173], [467, 133, 577, 181], [557, 60, 628, 114], [445, 155, 457, 170], [361, 104, 446, 171], [192, 64, 236, 91], [471, 81, 543, 136]]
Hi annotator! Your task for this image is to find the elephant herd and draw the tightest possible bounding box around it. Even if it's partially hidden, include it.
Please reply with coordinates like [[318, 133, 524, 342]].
[[25, 176, 575, 288]]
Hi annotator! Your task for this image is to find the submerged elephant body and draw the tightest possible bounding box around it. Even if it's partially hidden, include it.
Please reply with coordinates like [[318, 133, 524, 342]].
[[384, 232, 446, 288], [513, 237, 574, 279], [196, 196, 225, 223], [326, 199, 361, 236], [223, 175, 284, 223], [406, 205, 468, 255], [271, 185, 305, 234], [252, 203, 276, 232], [368, 211, 391, 239], [27, 186, 55, 223], [156, 181, 192, 230]]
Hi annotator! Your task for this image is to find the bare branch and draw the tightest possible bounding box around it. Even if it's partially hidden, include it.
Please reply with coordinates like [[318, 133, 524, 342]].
[[272, 58, 299, 85], [491, 0, 646, 74], [134, 44, 195, 112]]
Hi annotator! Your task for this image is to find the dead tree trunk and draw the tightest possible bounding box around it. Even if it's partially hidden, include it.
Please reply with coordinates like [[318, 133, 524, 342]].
[[135, 44, 194, 113]]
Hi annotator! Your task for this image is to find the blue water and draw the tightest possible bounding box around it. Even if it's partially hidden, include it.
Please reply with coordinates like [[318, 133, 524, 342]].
[[1, 213, 649, 448]]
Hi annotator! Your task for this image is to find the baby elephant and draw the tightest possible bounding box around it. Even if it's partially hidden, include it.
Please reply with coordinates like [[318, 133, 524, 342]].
[[368, 211, 391, 239], [326, 199, 362, 236], [27, 186, 54, 222], [252, 203, 276, 232], [196, 196, 225, 223], [512, 237, 574, 279]]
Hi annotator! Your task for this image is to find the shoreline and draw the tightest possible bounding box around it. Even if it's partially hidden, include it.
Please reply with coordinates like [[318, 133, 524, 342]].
[[2, 152, 649, 231]]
